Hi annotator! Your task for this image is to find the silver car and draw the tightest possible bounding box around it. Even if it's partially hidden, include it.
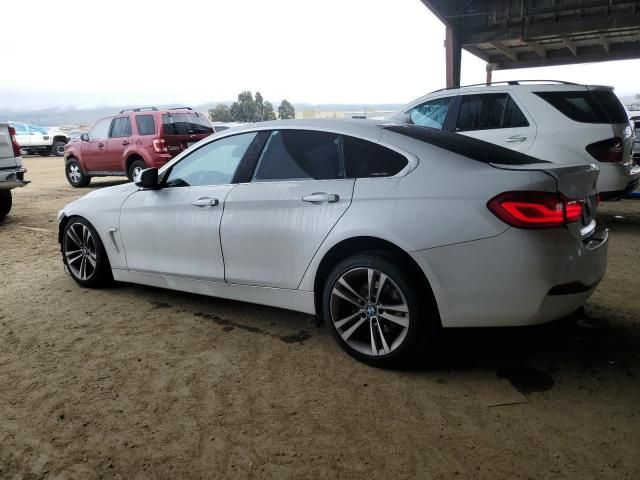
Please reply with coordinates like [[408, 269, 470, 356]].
[[57, 119, 608, 367]]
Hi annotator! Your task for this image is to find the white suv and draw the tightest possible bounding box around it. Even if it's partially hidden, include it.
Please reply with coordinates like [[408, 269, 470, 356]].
[[391, 81, 640, 199]]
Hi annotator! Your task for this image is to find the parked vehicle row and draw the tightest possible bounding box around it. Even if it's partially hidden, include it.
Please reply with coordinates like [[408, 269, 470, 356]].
[[0, 123, 30, 221], [391, 80, 640, 200], [57, 117, 608, 367]]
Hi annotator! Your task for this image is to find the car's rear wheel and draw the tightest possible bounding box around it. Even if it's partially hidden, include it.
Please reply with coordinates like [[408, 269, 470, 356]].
[[62, 217, 112, 287], [323, 253, 434, 367], [128, 159, 146, 181], [52, 141, 66, 157], [65, 159, 91, 187], [0, 190, 12, 221]]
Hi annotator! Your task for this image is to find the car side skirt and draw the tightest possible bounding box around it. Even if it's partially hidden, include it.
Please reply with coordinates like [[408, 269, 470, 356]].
[[86, 171, 127, 177], [112, 269, 316, 314]]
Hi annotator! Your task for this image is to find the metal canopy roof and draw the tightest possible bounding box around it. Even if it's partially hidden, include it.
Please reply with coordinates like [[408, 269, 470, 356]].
[[421, 0, 640, 70]]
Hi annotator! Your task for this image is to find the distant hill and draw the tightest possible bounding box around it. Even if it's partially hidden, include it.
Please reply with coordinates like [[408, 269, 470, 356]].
[[0, 102, 405, 127]]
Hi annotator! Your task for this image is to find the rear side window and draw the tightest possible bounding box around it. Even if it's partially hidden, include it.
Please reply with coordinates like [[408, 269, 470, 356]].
[[10, 122, 27, 134], [343, 136, 407, 177], [535, 90, 628, 124], [455, 93, 529, 131], [253, 130, 342, 181], [162, 112, 213, 135], [110, 117, 132, 138], [408, 97, 452, 129], [135, 115, 156, 136]]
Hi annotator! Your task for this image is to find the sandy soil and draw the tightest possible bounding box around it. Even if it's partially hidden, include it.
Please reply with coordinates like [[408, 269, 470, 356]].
[[1, 157, 639, 479]]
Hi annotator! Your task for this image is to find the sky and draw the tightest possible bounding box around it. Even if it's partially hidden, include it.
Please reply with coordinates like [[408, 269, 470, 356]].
[[1, 0, 639, 111]]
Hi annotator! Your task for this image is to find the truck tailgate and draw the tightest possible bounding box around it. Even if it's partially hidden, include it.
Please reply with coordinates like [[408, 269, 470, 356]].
[[0, 123, 18, 167]]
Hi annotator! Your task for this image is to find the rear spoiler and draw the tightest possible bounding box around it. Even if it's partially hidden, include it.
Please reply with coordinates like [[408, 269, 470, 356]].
[[383, 124, 549, 166]]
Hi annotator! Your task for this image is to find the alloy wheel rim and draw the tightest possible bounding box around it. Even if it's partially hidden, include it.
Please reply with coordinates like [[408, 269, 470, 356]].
[[56, 145, 65, 155], [132, 166, 143, 179], [68, 164, 81, 183], [64, 223, 97, 280], [330, 267, 410, 357]]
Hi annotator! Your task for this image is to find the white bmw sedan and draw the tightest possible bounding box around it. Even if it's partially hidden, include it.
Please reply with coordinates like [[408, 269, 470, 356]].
[[58, 119, 608, 367]]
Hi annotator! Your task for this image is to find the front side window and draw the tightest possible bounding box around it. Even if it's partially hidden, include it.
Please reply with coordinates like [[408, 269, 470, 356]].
[[165, 132, 257, 187], [135, 115, 156, 136], [89, 118, 112, 140], [408, 97, 452, 129], [28, 125, 48, 134], [343, 136, 408, 177], [109, 117, 132, 138], [253, 130, 342, 181]]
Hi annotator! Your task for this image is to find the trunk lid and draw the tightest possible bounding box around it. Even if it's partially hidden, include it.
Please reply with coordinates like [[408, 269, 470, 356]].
[[161, 111, 213, 157]]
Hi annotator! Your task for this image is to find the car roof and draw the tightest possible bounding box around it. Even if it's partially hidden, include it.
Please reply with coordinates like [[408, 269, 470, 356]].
[[221, 118, 386, 141]]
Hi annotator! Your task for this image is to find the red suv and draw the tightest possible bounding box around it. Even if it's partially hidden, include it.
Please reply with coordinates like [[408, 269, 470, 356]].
[[64, 107, 213, 187]]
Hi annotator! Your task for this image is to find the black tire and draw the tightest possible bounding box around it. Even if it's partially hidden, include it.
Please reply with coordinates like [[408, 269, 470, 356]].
[[62, 217, 112, 288], [127, 159, 147, 181], [0, 190, 12, 221], [52, 141, 66, 156], [322, 252, 437, 368], [65, 158, 91, 187], [38, 149, 52, 157]]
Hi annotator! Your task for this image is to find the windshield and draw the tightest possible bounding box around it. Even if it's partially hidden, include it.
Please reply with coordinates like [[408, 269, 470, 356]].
[[162, 112, 213, 135]]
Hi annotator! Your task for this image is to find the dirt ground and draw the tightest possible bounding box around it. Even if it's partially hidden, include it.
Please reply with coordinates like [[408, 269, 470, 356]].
[[1, 157, 639, 479]]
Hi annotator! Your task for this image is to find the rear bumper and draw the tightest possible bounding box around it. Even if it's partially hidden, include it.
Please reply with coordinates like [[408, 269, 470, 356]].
[[599, 162, 640, 200], [0, 167, 30, 190], [410, 226, 608, 328]]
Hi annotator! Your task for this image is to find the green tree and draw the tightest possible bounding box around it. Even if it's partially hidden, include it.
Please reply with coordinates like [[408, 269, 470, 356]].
[[255, 91, 264, 121], [208, 104, 233, 122], [230, 91, 258, 122], [263, 101, 276, 121], [278, 99, 296, 119]]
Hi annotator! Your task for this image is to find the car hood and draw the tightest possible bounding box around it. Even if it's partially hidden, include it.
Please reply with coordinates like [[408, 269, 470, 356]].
[[63, 181, 139, 214], [47, 128, 69, 137]]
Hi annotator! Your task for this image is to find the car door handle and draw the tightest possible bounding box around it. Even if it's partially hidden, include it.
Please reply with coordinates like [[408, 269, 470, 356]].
[[302, 192, 339, 204], [191, 197, 219, 207], [98, 142, 105, 148], [122, 140, 129, 146], [505, 135, 527, 143]]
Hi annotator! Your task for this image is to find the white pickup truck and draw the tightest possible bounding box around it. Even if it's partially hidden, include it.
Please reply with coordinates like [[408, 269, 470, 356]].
[[8, 121, 69, 156], [0, 122, 30, 220]]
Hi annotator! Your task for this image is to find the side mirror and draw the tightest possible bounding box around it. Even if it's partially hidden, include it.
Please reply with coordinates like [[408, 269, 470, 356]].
[[80, 133, 89, 141], [135, 168, 160, 189]]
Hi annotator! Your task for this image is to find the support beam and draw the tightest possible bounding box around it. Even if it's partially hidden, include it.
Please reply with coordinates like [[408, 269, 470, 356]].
[[486, 64, 494, 85], [562, 36, 577, 55], [445, 26, 461, 88], [526, 40, 547, 58], [489, 41, 518, 61], [599, 33, 610, 53]]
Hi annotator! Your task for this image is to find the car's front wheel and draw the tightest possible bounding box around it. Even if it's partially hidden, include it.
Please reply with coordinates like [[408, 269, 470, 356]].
[[65, 159, 91, 187], [323, 252, 435, 367], [62, 217, 112, 287]]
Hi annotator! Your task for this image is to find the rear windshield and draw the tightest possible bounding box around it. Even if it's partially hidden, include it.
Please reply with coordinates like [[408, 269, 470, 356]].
[[535, 90, 628, 124], [162, 112, 213, 135]]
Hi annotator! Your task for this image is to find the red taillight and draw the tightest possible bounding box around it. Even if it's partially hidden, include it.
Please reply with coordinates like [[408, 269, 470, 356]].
[[487, 191, 584, 229], [152, 138, 168, 153], [586, 137, 623, 162], [8, 126, 21, 157]]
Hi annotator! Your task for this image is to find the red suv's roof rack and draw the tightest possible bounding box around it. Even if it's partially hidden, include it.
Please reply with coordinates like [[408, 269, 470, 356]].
[[119, 107, 159, 113], [167, 107, 193, 111]]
